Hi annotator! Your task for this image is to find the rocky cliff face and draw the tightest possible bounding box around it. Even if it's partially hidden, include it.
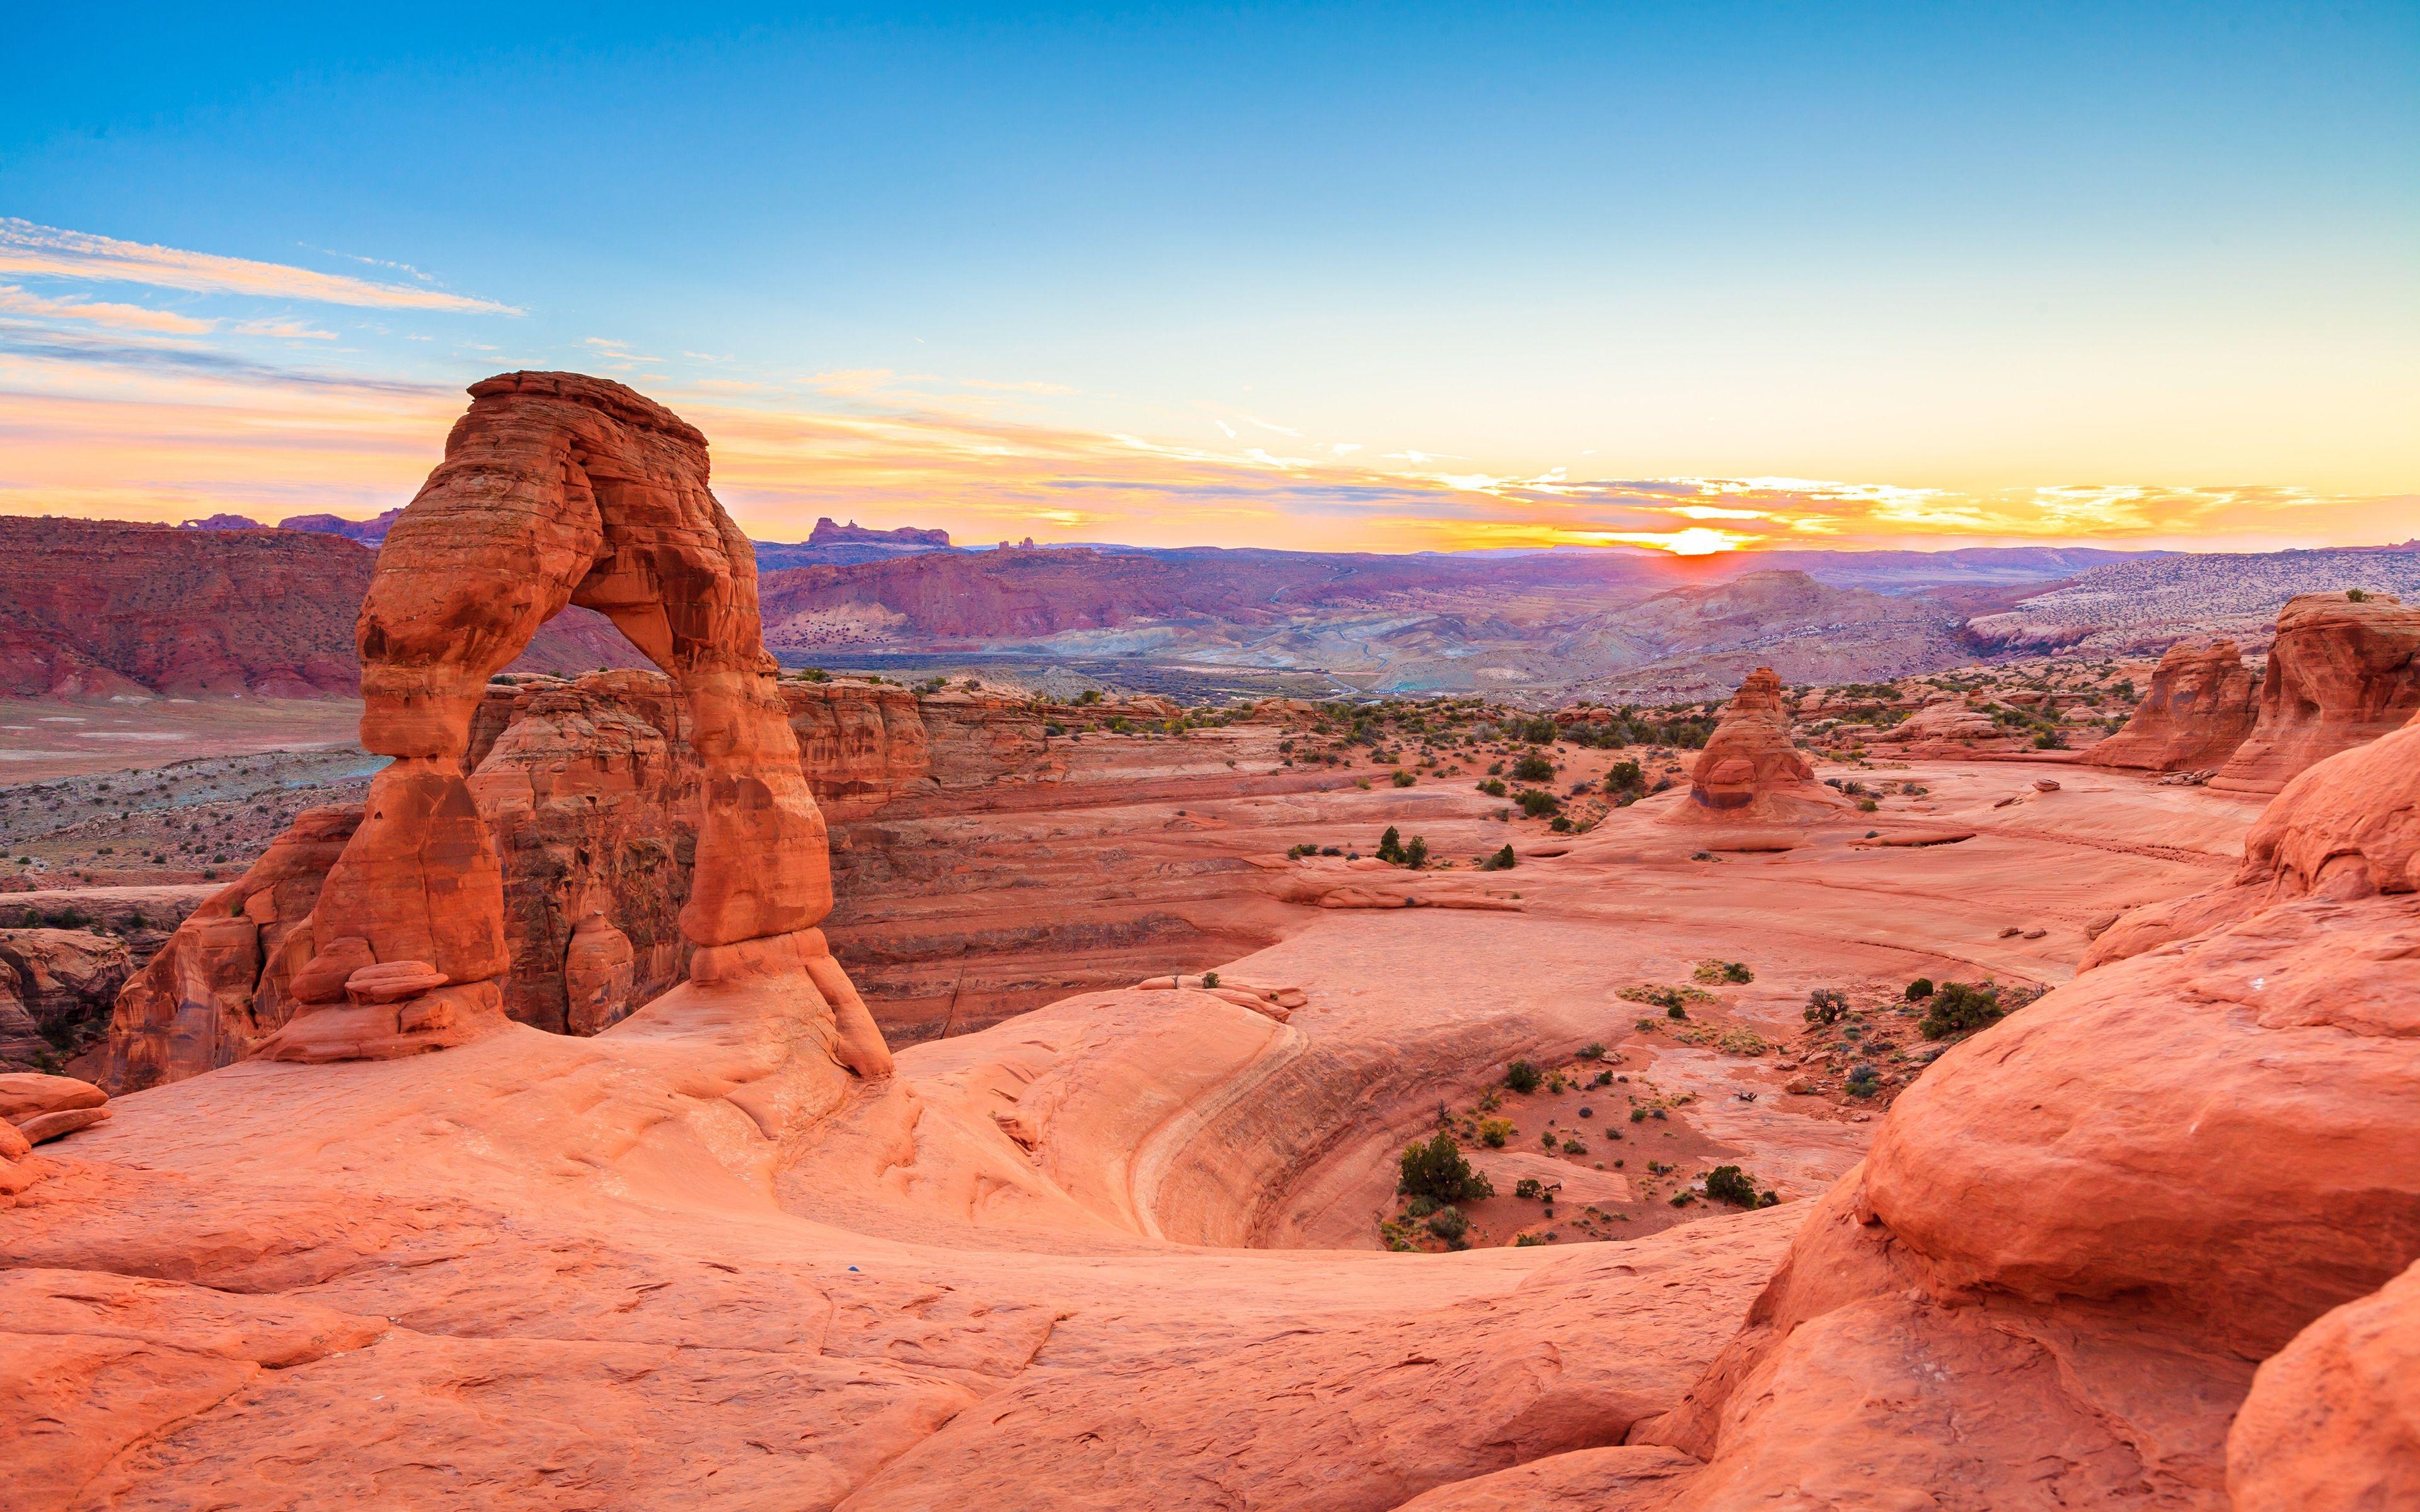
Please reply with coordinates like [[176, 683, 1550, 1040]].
[[0, 931, 132, 1072], [0, 517, 646, 699], [100, 670, 1056, 1087], [2208, 593, 2420, 795], [2087, 638, 2259, 772]]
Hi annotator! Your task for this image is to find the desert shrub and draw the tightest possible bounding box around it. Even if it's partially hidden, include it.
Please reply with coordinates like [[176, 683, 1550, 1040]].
[[1630, 1106, 1648, 1123], [1477, 777, 1507, 797], [2348, 588, 2370, 602], [1376, 826, 1405, 862], [1561, 1137, 1586, 1155], [1845, 1063, 1882, 1097], [1392, 769, 1416, 788], [1904, 977, 1935, 1001], [1512, 753, 1555, 782], [1704, 1164, 1761, 1207], [1201, 971, 1220, 989], [1425, 1206, 1470, 1246], [1605, 759, 1644, 793], [1514, 1177, 1544, 1200], [1478, 844, 1516, 871], [1478, 1118, 1515, 1148], [1666, 1002, 1688, 1020], [1504, 1060, 1543, 1094], [1577, 1042, 1605, 1060], [1515, 789, 1560, 818], [1514, 1232, 1548, 1246], [1804, 988, 1850, 1025], [1693, 959, 1753, 984], [1398, 1134, 1494, 1205], [1403, 835, 1429, 869], [1287, 843, 1317, 859], [1521, 718, 1557, 744], [1593, 1069, 1613, 1086], [1919, 981, 2005, 1040]]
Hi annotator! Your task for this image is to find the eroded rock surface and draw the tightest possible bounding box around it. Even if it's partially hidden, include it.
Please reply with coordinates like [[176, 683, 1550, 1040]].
[[2209, 592, 2420, 794], [1674, 667, 1843, 823], [2089, 638, 2258, 772]]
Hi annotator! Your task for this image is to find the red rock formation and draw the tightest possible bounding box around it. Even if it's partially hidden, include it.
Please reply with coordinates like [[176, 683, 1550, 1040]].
[[2208, 592, 2420, 794], [250, 371, 877, 1070], [1673, 668, 1844, 823], [0, 1071, 107, 1194], [102, 807, 358, 1088], [808, 517, 950, 549], [2087, 637, 2257, 772]]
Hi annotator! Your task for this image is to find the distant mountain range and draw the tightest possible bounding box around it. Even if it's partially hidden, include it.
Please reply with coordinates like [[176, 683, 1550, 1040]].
[[12, 513, 2401, 701]]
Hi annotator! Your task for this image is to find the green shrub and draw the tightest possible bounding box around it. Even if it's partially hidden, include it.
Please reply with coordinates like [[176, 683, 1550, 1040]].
[[1478, 844, 1516, 871], [1201, 971, 1220, 989], [1904, 977, 1935, 1001], [1478, 1118, 1514, 1148], [1392, 769, 1416, 787], [1514, 1177, 1544, 1200], [1803, 988, 1850, 1025], [1512, 753, 1555, 782], [1577, 1042, 1605, 1060], [1398, 1133, 1494, 1205], [1918, 981, 2004, 1040], [1376, 826, 1405, 862], [1605, 759, 1643, 793], [1516, 789, 1560, 818], [1703, 1165, 1760, 1207], [1403, 835, 1429, 869], [1425, 1206, 1470, 1246], [1504, 1060, 1543, 1094], [1514, 1232, 1548, 1246], [1477, 777, 1507, 798]]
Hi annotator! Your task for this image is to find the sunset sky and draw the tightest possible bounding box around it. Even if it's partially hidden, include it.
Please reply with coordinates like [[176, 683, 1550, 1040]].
[[3, 3, 2413, 556]]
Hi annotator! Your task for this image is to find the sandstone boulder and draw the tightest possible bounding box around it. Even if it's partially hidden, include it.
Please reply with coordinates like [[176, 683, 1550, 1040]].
[[2086, 638, 2257, 772], [0, 1071, 107, 1125], [2210, 593, 2420, 795]]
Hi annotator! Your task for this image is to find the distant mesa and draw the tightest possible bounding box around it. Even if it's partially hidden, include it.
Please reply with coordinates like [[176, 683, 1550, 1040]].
[[175, 513, 265, 530], [807, 517, 950, 549], [277, 507, 404, 545]]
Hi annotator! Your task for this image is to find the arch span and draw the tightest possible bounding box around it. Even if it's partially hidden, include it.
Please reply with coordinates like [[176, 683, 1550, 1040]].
[[260, 372, 890, 1074]]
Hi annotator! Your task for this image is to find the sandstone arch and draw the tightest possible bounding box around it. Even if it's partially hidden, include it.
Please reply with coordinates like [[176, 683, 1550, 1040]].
[[260, 372, 889, 1073]]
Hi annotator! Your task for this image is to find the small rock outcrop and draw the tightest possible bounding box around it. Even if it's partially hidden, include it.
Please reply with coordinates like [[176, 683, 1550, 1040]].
[[0, 1070, 108, 1194], [1673, 668, 1845, 823], [2208, 593, 2420, 795], [2087, 638, 2258, 772]]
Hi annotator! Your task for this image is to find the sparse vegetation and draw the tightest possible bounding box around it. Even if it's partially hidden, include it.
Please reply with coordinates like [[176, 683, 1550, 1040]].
[[1918, 981, 2005, 1040], [1804, 987, 1850, 1025], [1504, 1060, 1542, 1094]]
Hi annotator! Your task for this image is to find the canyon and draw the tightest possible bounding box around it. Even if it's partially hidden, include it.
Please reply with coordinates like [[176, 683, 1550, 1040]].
[[4, 375, 2412, 1510]]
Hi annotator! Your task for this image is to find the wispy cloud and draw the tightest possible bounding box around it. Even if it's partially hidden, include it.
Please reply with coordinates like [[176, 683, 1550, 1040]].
[[0, 284, 214, 335], [0, 220, 520, 314]]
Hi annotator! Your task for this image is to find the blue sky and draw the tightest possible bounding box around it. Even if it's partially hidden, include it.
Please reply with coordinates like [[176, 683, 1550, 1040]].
[[2, 3, 2414, 551]]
